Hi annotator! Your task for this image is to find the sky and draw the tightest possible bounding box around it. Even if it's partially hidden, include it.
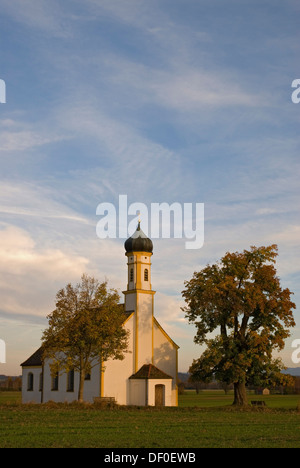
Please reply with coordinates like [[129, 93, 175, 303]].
[[0, 0, 299, 375]]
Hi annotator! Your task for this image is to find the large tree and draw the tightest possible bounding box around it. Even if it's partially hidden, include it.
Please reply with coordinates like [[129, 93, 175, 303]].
[[182, 245, 296, 406], [42, 274, 129, 402]]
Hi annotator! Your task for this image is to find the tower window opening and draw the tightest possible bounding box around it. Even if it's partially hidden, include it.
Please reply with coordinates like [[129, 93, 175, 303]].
[[130, 268, 134, 282], [144, 269, 149, 282]]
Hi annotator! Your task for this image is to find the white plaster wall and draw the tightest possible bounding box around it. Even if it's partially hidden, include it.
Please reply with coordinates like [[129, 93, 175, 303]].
[[137, 292, 153, 368], [139, 255, 151, 291], [22, 368, 42, 403], [124, 291, 136, 312], [83, 362, 101, 402], [102, 315, 134, 405], [42, 358, 100, 403], [153, 321, 178, 406], [129, 379, 146, 406]]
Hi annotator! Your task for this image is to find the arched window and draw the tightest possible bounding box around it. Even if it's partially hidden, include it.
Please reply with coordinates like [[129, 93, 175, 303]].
[[39, 373, 43, 392], [27, 372, 34, 391], [67, 369, 74, 392], [51, 372, 59, 391], [144, 269, 149, 282], [130, 268, 134, 282]]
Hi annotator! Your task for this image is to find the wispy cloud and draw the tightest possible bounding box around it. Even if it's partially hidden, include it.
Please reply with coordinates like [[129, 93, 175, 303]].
[[1, 0, 72, 37], [0, 181, 90, 225], [52, 101, 187, 200], [96, 55, 265, 111], [0, 225, 89, 319], [0, 0, 299, 373], [0, 129, 64, 152]]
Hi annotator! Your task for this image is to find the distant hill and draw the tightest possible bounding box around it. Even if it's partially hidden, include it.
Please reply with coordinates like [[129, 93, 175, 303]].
[[282, 368, 300, 376], [0, 375, 22, 381]]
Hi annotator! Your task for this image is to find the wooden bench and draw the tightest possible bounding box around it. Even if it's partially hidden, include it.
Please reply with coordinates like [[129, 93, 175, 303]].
[[93, 397, 116, 408], [94, 397, 116, 404], [251, 400, 266, 407]]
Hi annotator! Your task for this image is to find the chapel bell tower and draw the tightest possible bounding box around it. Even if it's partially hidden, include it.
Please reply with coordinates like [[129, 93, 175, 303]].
[[124, 222, 155, 372]]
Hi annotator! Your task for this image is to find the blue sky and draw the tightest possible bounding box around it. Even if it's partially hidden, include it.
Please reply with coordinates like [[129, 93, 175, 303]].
[[0, 0, 299, 374]]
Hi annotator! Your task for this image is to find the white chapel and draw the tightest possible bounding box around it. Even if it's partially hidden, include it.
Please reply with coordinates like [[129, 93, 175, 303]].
[[21, 223, 179, 406]]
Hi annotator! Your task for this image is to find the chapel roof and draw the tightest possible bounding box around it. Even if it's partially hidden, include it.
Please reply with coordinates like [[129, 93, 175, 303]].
[[129, 364, 172, 380], [21, 346, 43, 367]]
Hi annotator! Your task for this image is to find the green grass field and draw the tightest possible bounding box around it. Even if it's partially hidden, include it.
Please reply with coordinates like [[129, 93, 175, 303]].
[[0, 391, 300, 448], [179, 389, 300, 409]]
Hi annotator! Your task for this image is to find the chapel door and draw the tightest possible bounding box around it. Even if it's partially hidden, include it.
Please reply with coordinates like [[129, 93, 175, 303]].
[[155, 384, 165, 407]]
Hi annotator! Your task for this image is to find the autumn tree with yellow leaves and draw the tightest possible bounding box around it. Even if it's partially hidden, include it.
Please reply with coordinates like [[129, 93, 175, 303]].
[[42, 275, 129, 402], [182, 245, 296, 406]]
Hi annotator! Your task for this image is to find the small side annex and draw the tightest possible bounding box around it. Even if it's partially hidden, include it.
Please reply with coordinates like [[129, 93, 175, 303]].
[[129, 364, 173, 406]]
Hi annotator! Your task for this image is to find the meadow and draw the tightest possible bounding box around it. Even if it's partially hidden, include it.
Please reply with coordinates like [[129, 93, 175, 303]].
[[0, 391, 300, 448]]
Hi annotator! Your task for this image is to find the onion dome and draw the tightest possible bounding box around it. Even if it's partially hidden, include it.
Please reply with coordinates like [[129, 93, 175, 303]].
[[124, 222, 153, 254]]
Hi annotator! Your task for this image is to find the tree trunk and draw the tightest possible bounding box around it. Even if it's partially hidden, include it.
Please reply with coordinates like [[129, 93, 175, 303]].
[[78, 366, 85, 402], [233, 382, 248, 406]]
